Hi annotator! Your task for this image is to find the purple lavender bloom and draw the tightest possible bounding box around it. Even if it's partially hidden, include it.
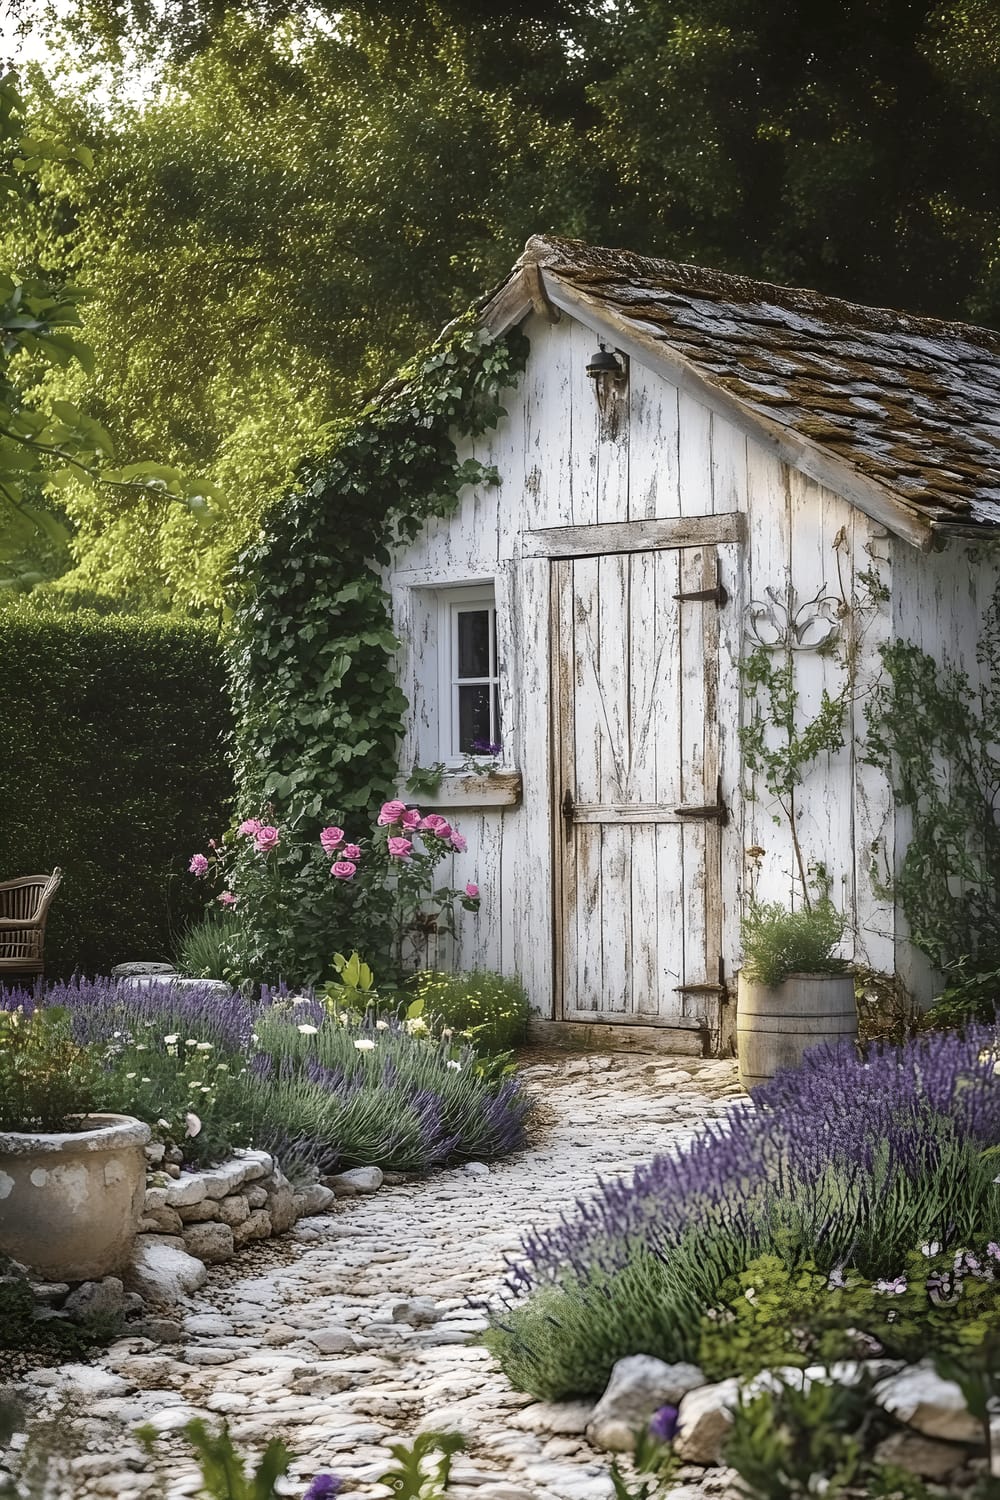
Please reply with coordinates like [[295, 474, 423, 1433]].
[[471, 738, 502, 755], [302, 1476, 342, 1500], [648, 1404, 679, 1443]]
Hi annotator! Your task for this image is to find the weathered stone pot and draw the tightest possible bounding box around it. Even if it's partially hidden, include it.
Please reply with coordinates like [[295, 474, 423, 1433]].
[[737, 971, 857, 1089], [0, 1113, 150, 1280]]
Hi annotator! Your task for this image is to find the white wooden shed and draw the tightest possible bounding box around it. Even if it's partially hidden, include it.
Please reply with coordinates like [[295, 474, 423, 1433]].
[[388, 236, 1000, 1052]]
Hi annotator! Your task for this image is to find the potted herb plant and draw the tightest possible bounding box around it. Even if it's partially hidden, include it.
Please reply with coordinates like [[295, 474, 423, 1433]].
[[737, 898, 856, 1089], [0, 1005, 150, 1280]]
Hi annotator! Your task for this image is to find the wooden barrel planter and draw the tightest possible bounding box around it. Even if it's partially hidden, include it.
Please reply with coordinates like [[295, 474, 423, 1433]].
[[737, 972, 857, 1090]]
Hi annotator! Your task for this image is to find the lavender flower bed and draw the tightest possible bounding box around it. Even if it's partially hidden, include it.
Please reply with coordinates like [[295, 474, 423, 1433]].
[[488, 1027, 1000, 1398], [0, 977, 531, 1174]]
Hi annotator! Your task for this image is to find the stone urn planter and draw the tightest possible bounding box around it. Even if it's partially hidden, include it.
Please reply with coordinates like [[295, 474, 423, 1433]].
[[737, 971, 857, 1090], [0, 1113, 151, 1280]]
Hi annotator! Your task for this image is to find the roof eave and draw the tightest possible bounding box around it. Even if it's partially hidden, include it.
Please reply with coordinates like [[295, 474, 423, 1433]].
[[501, 267, 948, 553]]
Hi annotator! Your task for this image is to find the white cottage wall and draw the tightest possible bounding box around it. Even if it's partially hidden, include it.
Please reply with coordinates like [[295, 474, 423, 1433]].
[[388, 308, 897, 1029]]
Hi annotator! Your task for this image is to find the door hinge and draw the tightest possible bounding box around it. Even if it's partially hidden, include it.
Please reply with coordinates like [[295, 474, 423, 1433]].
[[562, 787, 575, 829], [671, 558, 728, 603], [675, 959, 729, 1002], [674, 778, 728, 825]]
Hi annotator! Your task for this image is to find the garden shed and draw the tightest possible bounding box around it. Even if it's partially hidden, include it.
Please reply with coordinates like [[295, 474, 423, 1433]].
[[387, 236, 1000, 1051]]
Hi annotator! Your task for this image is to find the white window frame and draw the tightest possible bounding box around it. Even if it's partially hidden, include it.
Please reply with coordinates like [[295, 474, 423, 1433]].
[[436, 585, 499, 767]]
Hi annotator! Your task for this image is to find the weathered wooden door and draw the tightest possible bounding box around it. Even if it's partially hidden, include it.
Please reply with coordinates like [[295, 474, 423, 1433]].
[[552, 545, 724, 1030]]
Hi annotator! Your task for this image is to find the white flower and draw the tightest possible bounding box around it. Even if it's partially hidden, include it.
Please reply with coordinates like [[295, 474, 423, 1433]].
[[157, 1118, 171, 1129], [196, 1041, 213, 1052], [446, 1060, 462, 1071], [921, 1241, 942, 1257], [297, 1023, 319, 1035], [250, 1033, 259, 1044], [185, 1112, 202, 1138], [744, 1287, 757, 1304], [186, 1038, 199, 1046], [339, 1013, 350, 1026], [288, 995, 311, 1006], [375, 1019, 390, 1030], [163, 1034, 179, 1046], [141, 1077, 151, 1084], [125, 1072, 137, 1080], [406, 1017, 429, 1037], [354, 1039, 377, 1052], [135, 1044, 148, 1052]]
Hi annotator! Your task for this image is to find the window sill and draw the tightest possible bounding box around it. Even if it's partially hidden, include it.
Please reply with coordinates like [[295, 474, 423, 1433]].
[[402, 770, 522, 810]]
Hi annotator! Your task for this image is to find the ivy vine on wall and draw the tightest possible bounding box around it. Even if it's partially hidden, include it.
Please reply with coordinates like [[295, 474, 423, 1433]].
[[225, 313, 528, 982]]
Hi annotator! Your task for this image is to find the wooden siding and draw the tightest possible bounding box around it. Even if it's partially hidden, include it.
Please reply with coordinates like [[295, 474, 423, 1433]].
[[388, 310, 897, 1027]]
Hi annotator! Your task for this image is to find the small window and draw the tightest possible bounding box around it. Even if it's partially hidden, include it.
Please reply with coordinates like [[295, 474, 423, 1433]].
[[438, 588, 500, 764]]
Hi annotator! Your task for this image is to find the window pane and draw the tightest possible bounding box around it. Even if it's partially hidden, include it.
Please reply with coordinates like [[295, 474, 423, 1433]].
[[458, 684, 492, 752], [457, 609, 490, 678], [492, 684, 501, 746]]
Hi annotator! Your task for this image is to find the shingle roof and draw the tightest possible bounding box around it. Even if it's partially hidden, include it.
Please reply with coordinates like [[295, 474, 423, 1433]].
[[489, 235, 1000, 540]]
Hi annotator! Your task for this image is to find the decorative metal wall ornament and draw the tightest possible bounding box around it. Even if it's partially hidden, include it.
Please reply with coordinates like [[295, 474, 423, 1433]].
[[744, 582, 844, 651]]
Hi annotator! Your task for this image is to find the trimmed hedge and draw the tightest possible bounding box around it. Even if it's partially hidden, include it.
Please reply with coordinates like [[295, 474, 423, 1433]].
[[0, 610, 232, 976]]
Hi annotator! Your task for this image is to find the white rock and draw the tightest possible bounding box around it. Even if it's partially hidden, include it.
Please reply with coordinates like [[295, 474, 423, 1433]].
[[182, 1314, 232, 1337], [306, 1327, 357, 1354], [235, 1148, 273, 1180], [586, 1355, 706, 1451], [292, 1182, 336, 1216], [392, 1297, 440, 1326], [326, 1166, 383, 1194], [164, 1175, 207, 1209], [181, 1222, 235, 1263], [673, 1377, 741, 1464], [510, 1401, 594, 1436], [126, 1237, 208, 1305], [36, 1364, 130, 1398], [873, 1362, 981, 1444], [135, 1404, 207, 1434], [463, 1162, 490, 1178]]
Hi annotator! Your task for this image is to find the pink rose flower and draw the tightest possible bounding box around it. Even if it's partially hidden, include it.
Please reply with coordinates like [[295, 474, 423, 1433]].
[[217, 891, 238, 906], [253, 825, 280, 853], [237, 818, 262, 838], [420, 814, 451, 836], [449, 832, 467, 852], [342, 843, 361, 860], [189, 853, 209, 876], [330, 860, 357, 880], [320, 826, 345, 854], [400, 808, 422, 830], [464, 882, 479, 898], [387, 836, 413, 860], [377, 799, 408, 826]]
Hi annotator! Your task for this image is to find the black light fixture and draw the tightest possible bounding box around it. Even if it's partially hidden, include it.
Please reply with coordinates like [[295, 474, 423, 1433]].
[[586, 345, 626, 380]]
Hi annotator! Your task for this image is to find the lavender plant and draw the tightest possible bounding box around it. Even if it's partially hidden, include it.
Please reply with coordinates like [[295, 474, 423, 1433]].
[[0, 976, 530, 1174], [488, 1026, 1000, 1398]]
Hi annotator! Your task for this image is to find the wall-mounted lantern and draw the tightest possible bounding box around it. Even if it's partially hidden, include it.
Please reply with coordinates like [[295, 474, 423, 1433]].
[[586, 344, 629, 439]]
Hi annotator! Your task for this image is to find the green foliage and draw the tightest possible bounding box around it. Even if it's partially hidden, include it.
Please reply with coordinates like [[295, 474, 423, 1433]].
[[378, 1430, 465, 1499], [407, 969, 531, 1054], [0, 1252, 121, 1356], [137, 1419, 293, 1500], [739, 646, 848, 900], [176, 911, 242, 981], [0, 68, 217, 597], [0, 1005, 99, 1131], [698, 1252, 1000, 1382], [226, 318, 525, 975], [723, 1376, 870, 1500], [866, 589, 1000, 978], [0, 608, 232, 975], [486, 1235, 743, 1400], [739, 899, 847, 987]]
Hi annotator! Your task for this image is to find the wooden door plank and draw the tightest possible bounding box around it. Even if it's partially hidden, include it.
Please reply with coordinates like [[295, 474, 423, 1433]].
[[525, 512, 746, 558]]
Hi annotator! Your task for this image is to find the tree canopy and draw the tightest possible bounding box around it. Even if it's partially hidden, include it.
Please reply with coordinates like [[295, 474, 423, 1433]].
[[7, 1, 1000, 609]]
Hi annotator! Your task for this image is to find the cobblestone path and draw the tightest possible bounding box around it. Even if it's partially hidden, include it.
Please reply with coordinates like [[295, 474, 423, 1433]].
[[12, 1051, 742, 1500]]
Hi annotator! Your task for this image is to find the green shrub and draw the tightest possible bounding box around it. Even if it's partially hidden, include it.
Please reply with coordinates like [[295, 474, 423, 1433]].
[[176, 912, 241, 980], [698, 1251, 1000, 1382], [407, 969, 530, 1053], [0, 609, 232, 975], [740, 899, 847, 986], [0, 1005, 99, 1132]]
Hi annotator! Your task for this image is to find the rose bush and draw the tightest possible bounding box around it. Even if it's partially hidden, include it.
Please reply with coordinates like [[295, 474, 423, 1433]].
[[189, 800, 482, 986]]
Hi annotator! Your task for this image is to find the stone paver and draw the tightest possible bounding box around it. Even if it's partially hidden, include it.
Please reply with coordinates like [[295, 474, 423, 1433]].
[[9, 1051, 742, 1499]]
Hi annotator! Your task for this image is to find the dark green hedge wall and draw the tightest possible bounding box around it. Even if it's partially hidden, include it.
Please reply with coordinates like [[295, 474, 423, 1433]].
[[0, 611, 233, 977]]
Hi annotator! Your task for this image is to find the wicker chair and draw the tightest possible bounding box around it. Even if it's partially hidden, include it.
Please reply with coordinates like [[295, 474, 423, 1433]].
[[0, 869, 63, 978]]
